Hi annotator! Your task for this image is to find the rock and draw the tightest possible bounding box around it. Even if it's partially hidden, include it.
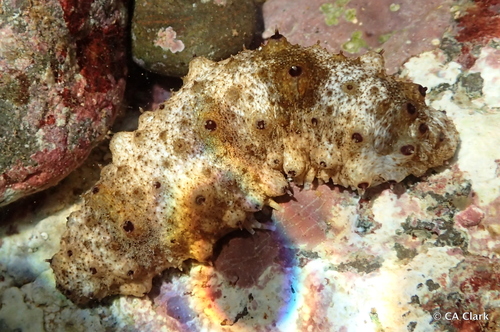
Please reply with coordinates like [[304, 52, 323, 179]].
[[214, 230, 283, 288], [0, 287, 44, 332], [262, 0, 453, 74], [0, 0, 128, 206], [131, 0, 258, 77]]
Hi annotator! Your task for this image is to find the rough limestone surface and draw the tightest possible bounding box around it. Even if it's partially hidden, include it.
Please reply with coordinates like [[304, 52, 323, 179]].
[[51, 36, 459, 304], [0, 0, 128, 206], [131, 0, 257, 77]]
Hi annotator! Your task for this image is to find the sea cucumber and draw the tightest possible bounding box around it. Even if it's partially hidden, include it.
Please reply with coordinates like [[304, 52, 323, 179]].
[[51, 35, 459, 304]]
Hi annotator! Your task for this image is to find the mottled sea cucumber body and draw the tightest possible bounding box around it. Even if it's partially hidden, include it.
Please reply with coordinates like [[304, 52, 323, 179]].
[[51, 36, 458, 304]]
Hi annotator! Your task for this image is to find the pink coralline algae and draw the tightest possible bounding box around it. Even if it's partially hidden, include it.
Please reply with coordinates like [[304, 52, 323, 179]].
[[154, 27, 185, 53], [455, 204, 485, 228], [0, 0, 128, 206]]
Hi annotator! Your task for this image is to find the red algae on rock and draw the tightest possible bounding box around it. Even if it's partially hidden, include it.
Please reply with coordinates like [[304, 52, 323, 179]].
[[455, 0, 500, 44], [421, 256, 500, 331], [449, 0, 500, 69], [0, 0, 127, 206]]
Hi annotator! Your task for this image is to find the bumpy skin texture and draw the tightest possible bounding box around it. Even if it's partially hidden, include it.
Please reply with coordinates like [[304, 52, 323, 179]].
[[51, 36, 459, 304]]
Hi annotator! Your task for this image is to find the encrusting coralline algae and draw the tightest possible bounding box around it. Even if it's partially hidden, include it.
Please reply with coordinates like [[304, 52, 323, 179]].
[[51, 34, 459, 304]]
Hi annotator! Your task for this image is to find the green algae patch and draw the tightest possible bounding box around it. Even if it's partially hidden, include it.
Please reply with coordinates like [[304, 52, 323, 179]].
[[320, 0, 357, 26], [342, 30, 368, 53]]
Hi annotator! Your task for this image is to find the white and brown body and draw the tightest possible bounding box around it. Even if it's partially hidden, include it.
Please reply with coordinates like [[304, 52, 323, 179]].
[[51, 36, 458, 304]]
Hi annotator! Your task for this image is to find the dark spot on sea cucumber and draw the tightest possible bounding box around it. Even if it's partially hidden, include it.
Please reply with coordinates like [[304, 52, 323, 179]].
[[288, 170, 297, 177], [407, 103, 417, 115], [357, 182, 369, 190], [154, 181, 161, 189], [320, 161, 327, 168], [256, 120, 266, 129], [289, 65, 302, 77], [90, 267, 97, 275], [195, 195, 206, 205], [92, 186, 99, 194], [159, 130, 167, 141], [342, 81, 358, 94], [274, 159, 280, 165], [158, 104, 165, 110], [419, 123, 429, 134], [401, 145, 415, 155], [67, 250, 73, 257], [123, 220, 135, 233], [204, 120, 217, 131], [127, 270, 134, 276], [418, 85, 427, 97], [311, 118, 318, 126], [352, 133, 363, 143]]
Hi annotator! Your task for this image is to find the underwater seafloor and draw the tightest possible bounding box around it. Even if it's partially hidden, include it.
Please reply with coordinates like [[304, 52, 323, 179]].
[[1, 0, 500, 331]]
